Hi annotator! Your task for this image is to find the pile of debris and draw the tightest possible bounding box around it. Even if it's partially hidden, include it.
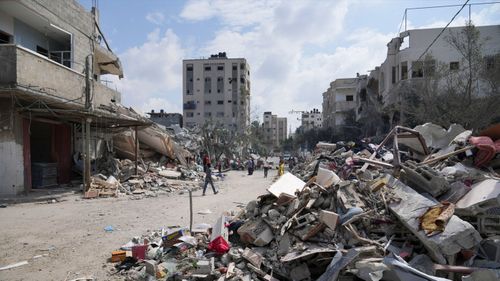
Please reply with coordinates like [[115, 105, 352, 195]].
[[107, 123, 500, 280], [85, 158, 206, 199]]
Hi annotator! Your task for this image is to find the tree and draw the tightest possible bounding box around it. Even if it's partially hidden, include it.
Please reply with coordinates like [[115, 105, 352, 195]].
[[401, 22, 500, 129]]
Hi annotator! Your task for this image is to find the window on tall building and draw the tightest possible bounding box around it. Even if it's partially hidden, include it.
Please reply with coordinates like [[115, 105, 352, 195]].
[[232, 65, 237, 70], [186, 112, 194, 117], [205, 101, 212, 105], [450, 61, 459, 70], [391, 66, 396, 84], [346, 95, 354, 101], [217, 100, 224, 105], [204, 112, 212, 117], [186, 65, 193, 71], [216, 112, 224, 117], [205, 66, 211, 71], [217, 66, 224, 71], [228, 100, 232, 103]]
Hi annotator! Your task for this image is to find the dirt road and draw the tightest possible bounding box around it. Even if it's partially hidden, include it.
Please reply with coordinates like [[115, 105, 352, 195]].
[[0, 170, 275, 281]]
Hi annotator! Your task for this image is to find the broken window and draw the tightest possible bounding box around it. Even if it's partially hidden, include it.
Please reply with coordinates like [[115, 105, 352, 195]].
[[346, 95, 354, 101], [36, 45, 49, 57], [240, 78, 245, 83], [412, 61, 424, 78], [217, 100, 223, 105], [205, 66, 211, 71], [240, 63, 245, 70], [186, 65, 193, 71], [0, 31, 12, 44], [228, 100, 232, 103], [450, 61, 459, 71], [401, 62, 408, 80], [392, 67, 396, 84], [217, 66, 224, 71]]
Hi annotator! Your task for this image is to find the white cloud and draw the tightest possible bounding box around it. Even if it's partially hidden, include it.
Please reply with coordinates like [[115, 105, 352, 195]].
[[146, 11, 165, 25], [111, 28, 186, 115]]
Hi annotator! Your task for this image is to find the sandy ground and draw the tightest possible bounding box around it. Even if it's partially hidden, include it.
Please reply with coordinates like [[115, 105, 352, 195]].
[[0, 170, 275, 281]]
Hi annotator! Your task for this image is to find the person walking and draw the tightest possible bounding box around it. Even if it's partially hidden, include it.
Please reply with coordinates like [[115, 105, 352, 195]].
[[203, 164, 218, 196], [247, 158, 254, 175], [278, 158, 285, 176], [263, 157, 270, 178], [203, 153, 211, 172]]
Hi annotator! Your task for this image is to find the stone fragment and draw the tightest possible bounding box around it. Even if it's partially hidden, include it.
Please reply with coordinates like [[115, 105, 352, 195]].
[[319, 210, 339, 230], [386, 175, 481, 264]]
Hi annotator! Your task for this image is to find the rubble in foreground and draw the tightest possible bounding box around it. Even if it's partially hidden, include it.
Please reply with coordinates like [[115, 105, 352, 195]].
[[107, 123, 500, 281]]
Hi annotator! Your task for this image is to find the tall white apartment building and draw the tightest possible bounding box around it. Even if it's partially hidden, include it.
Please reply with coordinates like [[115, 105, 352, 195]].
[[182, 52, 251, 133]]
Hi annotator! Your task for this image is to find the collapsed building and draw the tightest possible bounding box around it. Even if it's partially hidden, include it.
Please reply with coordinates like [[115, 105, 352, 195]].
[[107, 122, 500, 281], [0, 0, 197, 196]]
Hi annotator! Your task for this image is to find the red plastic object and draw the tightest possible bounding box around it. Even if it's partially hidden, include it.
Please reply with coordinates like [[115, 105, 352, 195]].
[[207, 236, 230, 255], [469, 136, 500, 167], [132, 245, 148, 260]]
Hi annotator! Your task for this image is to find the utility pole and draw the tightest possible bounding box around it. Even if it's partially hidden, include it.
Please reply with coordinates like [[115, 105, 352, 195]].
[[83, 55, 93, 191]]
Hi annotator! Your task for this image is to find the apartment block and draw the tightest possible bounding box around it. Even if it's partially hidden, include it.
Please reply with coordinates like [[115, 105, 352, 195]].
[[262, 112, 287, 151], [322, 78, 358, 129], [301, 108, 322, 131], [182, 52, 250, 133]]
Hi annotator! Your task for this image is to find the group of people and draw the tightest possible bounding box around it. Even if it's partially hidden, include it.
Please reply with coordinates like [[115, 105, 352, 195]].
[[200, 152, 296, 195]]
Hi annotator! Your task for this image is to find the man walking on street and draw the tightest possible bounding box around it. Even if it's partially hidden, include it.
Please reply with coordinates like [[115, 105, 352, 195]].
[[203, 164, 218, 196], [263, 157, 270, 178]]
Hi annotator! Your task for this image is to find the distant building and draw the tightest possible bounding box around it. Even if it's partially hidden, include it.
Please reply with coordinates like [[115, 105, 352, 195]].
[[301, 108, 322, 131], [262, 112, 287, 151], [182, 52, 250, 133], [322, 78, 358, 128], [147, 110, 183, 128]]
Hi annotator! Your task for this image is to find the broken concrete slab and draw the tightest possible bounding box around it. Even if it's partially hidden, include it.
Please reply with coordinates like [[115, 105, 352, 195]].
[[319, 210, 339, 230], [386, 175, 481, 264], [316, 167, 341, 188], [401, 161, 450, 197], [237, 218, 274, 247], [211, 215, 229, 242], [242, 248, 263, 268], [456, 179, 500, 216], [267, 172, 306, 198]]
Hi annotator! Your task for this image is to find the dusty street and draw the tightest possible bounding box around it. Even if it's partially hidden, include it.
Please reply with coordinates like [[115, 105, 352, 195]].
[[0, 170, 274, 281]]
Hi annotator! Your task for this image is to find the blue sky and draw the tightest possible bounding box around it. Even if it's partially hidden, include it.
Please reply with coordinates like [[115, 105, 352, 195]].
[[78, 0, 500, 129]]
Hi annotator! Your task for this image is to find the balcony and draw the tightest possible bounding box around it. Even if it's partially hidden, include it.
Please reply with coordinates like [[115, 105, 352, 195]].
[[0, 44, 120, 108]]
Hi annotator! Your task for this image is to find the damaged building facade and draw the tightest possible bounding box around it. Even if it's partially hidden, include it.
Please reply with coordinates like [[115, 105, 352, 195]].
[[322, 24, 500, 137], [322, 78, 358, 129], [0, 0, 145, 195], [373, 25, 500, 127], [182, 53, 251, 134]]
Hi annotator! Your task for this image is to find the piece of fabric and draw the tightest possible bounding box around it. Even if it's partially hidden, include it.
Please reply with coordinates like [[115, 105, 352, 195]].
[[207, 236, 230, 254]]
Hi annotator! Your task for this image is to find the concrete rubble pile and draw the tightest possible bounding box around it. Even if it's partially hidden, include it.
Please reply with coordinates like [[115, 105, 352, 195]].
[[85, 158, 205, 199], [84, 111, 206, 199], [108, 122, 500, 281]]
